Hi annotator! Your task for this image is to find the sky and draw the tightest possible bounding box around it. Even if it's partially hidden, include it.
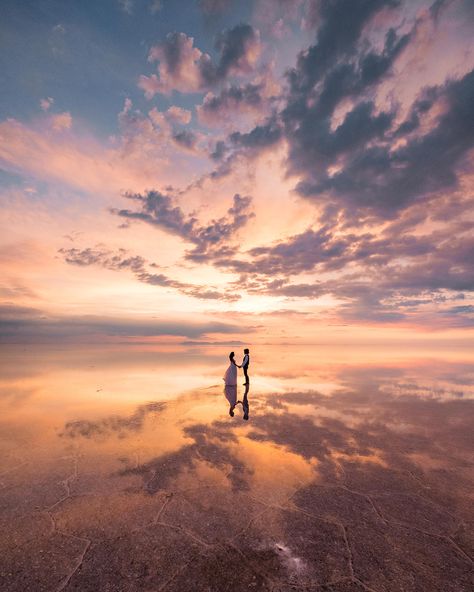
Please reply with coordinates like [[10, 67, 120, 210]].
[[0, 0, 473, 345]]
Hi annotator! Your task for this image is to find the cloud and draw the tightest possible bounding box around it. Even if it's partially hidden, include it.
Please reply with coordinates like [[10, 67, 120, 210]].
[[216, 226, 350, 276], [198, 113, 284, 182], [166, 105, 192, 124], [198, 0, 231, 14], [58, 246, 241, 301], [0, 98, 199, 196], [197, 83, 264, 125], [118, 0, 134, 14], [150, 0, 162, 14], [40, 97, 54, 111], [0, 116, 165, 195], [3, 0, 473, 333], [446, 305, 474, 315], [288, 0, 399, 92], [51, 111, 72, 131], [113, 191, 254, 260], [118, 99, 204, 163], [229, 116, 282, 149], [139, 24, 261, 96], [205, 200, 474, 327], [0, 303, 249, 343], [295, 69, 474, 213], [214, 23, 260, 79], [276, 1, 474, 220], [172, 129, 198, 151]]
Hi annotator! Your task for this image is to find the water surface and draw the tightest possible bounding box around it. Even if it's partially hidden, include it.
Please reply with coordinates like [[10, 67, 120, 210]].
[[1, 344, 473, 591]]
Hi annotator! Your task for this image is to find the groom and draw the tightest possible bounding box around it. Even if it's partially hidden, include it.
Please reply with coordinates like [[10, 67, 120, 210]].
[[241, 348, 250, 385]]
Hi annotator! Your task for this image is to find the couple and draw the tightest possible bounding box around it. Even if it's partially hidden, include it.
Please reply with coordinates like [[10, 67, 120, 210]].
[[223, 349, 250, 386]]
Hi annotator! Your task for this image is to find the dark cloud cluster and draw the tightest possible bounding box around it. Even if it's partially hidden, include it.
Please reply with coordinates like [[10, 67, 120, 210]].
[[215, 226, 350, 276], [296, 69, 474, 213], [199, 2, 412, 184], [229, 116, 282, 149], [278, 0, 474, 216], [113, 191, 254, 260], [172, 129, 198, 150], [200, 1, 473, 221], [288, 0, 399, 92], [202, 114, 284, 181], [112, 1, 474, 326], [167, 0, 474, 325], [197, 82, 264, 124], [209, 211, 474, 324], [213, 24, 259, 80]]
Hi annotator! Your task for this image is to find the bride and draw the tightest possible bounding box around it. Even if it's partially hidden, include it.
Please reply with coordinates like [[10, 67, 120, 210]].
[[223, 351, 240, 386]]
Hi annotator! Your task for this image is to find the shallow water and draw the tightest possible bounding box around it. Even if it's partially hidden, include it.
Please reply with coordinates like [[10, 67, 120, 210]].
[[1, 344, 473, 591]]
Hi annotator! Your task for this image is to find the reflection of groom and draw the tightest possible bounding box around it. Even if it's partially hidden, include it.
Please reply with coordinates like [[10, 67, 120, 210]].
[[241, 348, 250, 385]]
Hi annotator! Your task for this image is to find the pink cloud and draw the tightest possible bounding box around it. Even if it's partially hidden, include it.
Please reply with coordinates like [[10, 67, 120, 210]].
[[40, 97, 54, 111], [166, 106, 192, 125], [51, 112, 72, 131], [143, 33, 210, 95], [0, 118, 156, 195], [140, 25, 261, 97], [0, 102, 211, 199]]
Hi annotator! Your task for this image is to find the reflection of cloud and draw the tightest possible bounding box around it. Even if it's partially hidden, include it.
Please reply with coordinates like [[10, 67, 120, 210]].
[[48, 358, 474, 591], [120, 421, 251, 492], [0, 385, 38, 405], [90, 360, 473, 496], [60, 401, 166, 439]]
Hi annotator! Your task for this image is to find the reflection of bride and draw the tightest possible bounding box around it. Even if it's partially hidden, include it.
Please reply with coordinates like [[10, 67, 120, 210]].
[[223, 351, 239, 386]]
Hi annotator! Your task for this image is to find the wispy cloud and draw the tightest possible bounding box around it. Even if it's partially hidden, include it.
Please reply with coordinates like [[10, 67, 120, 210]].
[[0, 303, 251, 343], [58, 246, 241, 301]]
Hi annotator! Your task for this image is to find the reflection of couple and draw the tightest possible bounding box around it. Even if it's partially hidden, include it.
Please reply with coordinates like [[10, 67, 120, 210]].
[[223, 349, 250, 386], [224, 383, 250, 420]]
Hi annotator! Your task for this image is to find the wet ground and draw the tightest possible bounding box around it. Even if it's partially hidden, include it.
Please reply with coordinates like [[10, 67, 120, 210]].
[[0, 344, 473, 591]]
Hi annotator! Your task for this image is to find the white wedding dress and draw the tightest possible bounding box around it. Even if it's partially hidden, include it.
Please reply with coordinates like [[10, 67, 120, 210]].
[[223, 361, 237, 385]]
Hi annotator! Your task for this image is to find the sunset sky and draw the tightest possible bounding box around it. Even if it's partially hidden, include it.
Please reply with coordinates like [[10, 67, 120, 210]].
[[1, 0, 473, 345]]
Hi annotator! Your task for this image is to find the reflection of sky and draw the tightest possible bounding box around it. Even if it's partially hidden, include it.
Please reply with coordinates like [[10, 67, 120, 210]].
[[1, 344, 473, 590], [1, 344, 473, 464]]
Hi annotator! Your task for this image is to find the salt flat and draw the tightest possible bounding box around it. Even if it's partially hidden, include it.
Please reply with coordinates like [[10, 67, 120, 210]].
[[0, 344, 473, 591]]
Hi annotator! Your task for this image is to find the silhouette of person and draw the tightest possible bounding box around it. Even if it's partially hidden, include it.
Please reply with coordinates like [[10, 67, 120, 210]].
[[242, 383, 250, 420], [241, 348, 250, 385]]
